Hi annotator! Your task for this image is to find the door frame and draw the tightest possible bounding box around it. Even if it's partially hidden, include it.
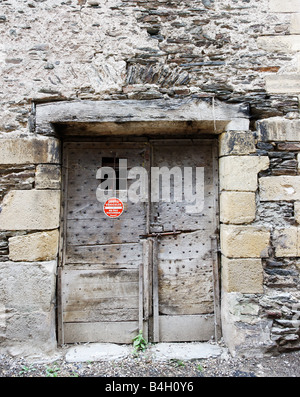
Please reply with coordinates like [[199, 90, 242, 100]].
[[33, 97, 250, 348]]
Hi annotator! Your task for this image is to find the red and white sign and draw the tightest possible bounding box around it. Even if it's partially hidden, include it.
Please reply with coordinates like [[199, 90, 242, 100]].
[[103, 197, 124, 218]]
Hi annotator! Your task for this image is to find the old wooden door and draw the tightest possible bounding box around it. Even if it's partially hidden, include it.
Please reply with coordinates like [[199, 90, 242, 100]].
[[59, 142, 149, 344], [149, 140, 219, 342], [58, 139, 219, 344]]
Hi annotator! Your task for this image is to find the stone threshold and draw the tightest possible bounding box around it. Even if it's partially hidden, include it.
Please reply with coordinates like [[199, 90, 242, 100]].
[[64, 342, 225, 363]]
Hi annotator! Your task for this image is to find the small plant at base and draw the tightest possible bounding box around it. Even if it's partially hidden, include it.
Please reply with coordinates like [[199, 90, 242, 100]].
[[132, 330, 148, 353], [170, 359, 185, 368], [45, 364, 60, 377], [197, 363, 203, 372], [19, 364, 36, 376]]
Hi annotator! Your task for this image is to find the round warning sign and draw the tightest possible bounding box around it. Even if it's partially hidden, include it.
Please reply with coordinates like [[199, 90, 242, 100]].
[[103, 197, 124, 218]]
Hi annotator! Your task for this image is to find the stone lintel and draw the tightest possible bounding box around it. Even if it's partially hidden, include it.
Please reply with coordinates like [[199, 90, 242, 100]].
[[35, 98, 250, 135]]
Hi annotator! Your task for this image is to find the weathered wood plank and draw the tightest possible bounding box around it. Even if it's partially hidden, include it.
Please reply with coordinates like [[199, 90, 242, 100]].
[[65, 242, 143, 264], [151, 208, 214, 232], [139, 262, 144, 333], [60, 263, 136, 270], [64, 321, 139, 344], [152, 238, 159, 343], [66, 201, 147, 221], [57, 267, 64, 344], [62, 269, 139, 296], [66, 218, 146, 245], [143, 239, 152, 321], [158, 260, 214, 315], [158, 231, 211, 260], [159, 315, 215, 342], [211, 235, 222, 341], [62, 268, 139, 322], [66, 142, 148, 150], [63, 306, 139, 323]]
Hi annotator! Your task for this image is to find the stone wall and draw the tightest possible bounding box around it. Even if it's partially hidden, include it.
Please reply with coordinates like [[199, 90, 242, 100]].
[[220, 120, 300, 356], [257, 119, 300, 354], [0, 0, 299, 128], [0, 136, 61, 357], [0, 0, 299, 358]]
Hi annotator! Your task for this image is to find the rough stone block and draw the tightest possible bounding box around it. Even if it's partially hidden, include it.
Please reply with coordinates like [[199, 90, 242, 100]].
[[294, 201, 300, 224], [259, 176, 300, 201], [265, 75, 300, 94], [221, 292, 272, 356], [222, 257, 264, 293], [220, 191, 256, 224], [220, 224, 270, 258], [273, 227, 299, 257], [257, 36, 300, 53], [219, 131, 256, 156], [290, 14, 300, 34], [258, 118, 300, 142], [269, 0, 300, 12], [277, 142, 300, 151], [0, 190, 60, 230], [8, 230, 59, 262], [0, 136, 60, 165], [0, 261, 57, 351], [219, 156, 269, 192], [35, 164, 61, 190]]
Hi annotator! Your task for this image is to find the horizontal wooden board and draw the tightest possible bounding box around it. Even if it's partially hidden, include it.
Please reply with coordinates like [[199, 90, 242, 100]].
[[65, 242, 143, 264], [64, 321, 139, 344], [66, 218, 146, 245], [159, 315, 215, 342], [61, 263, 137, 270], [63, 302, 139, 323], [66, 200, 147, 220], [66, 183, 149, 201], [62, 268, 139, 298], [65, 142, 149, 150], [150, 208, 215, 232], [62, 268, 139, 323]]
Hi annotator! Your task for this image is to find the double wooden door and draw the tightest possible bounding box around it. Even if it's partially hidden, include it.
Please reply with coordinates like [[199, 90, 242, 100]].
[[58, 139, 219, 344]]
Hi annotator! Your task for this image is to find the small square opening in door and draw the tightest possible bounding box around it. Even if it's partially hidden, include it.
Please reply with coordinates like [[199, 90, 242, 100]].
[[100, 157, 121, 190], [58, 139, 220, 345]]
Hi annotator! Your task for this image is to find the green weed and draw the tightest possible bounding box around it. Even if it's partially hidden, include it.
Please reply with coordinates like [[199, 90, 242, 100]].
[[45, 364, 60, 377], [132, 330, 148, 353], [19, 364, 36, 376], [170, 359, 185, 368], [197, 363, 203, 372]]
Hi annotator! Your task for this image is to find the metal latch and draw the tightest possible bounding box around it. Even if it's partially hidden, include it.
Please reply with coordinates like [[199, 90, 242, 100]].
[[140, 230, 182, 239]]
